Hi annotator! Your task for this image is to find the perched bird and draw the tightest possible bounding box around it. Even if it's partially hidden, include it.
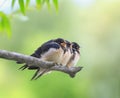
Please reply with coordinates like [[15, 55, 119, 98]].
[[66, 42, 80, 68], [18, 38, 67, 80], [60, 40, 72, 66]]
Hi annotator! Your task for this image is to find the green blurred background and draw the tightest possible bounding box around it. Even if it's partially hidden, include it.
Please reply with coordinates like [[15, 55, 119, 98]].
[[0, 0, 120, 98]]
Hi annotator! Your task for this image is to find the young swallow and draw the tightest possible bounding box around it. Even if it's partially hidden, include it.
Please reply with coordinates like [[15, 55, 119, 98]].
[[60, 40, 72, 66], [18, 38, 67, 80], [66, 42, 80, 68], [31, 38, 67, 80]]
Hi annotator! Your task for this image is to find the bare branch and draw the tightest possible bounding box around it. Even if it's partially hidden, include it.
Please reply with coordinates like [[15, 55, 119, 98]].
[[50, 66, 83, 77], [0, 50, 83, 78]]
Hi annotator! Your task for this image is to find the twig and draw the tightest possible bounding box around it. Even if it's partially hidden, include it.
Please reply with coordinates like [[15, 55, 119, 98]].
[[0, 50, 83, 78]]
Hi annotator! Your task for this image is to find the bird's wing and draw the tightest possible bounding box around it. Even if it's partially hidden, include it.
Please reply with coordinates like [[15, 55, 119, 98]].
[[31, 41, 60, 58], [17, 40, 54, 64], [31, 68, 50, 80], [18, 41, 60, 71]]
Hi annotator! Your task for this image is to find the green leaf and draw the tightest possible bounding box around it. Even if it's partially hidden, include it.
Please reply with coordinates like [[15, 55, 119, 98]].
[[19, 0, 25, 15], [36, 0, 42, 9], [53, 0, 58, 11], [12, 0, 16, 8], [0, 12, 11, 36], [3, 16, 11, 36], [0, 12, 6, 33], [26, 0, 30, 7]]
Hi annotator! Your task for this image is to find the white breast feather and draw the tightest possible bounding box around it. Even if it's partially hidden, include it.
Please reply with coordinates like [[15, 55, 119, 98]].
[[61, 49, 72, 66], [41, 48, 63, 64]]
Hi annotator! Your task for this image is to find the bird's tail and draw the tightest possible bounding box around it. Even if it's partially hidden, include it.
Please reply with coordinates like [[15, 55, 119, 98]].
[[31, 68, 50, 80], [18, 64, 28, 70], [19, 64, 39, 70]]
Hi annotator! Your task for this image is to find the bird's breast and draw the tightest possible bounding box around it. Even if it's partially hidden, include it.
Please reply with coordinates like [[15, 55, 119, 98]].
[[66, 51, 80, 67], [61, 49, 72, 66], [41, 48, 64, 64], [72, 51, 80, 66]]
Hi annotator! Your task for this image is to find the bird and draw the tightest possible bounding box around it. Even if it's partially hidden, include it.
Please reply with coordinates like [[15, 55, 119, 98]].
[[30, 38, 67, 80], [60, 40, 72, 66], [66, 42, 80, 68], [18, 38, 67, 80]]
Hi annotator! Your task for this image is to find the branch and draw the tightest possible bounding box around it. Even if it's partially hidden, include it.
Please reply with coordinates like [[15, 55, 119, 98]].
[[0, 50, 83, 78]]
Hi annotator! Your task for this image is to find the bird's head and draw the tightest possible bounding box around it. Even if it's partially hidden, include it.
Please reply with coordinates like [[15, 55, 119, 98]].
[[65, 40, 73, 53], [72, 42, 80, 52], [54, 38, 67, 53], [54, 38, 66, 48]]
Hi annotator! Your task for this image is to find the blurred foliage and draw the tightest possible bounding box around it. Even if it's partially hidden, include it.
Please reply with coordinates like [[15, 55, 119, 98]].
[[0, 0, 120, 98], [0, 12, 11, 36], [0, 0, 58, 35], [11, 0, 59, 13]]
